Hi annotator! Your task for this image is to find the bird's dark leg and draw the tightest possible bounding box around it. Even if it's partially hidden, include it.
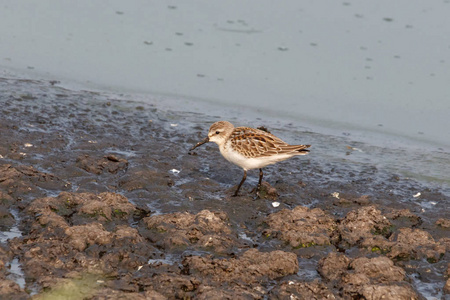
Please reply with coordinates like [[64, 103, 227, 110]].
[[233, 170, 247, 197], [250, 168, 264, 197], [257, 168, 263, 191]]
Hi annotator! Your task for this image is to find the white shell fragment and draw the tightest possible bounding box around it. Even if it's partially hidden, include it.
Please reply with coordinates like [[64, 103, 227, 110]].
[[170, 169, 180, 174], [170, 123, 178, 127], [347, 146, 363, 152], [331, 192, 340, 199], [24, 143, 33, 147], [413, 192, 421, 198], [272, 201, 280, 207], [137, 266, 143, 271]]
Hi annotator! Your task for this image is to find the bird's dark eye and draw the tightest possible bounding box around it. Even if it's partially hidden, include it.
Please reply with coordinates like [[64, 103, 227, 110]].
[[215, 131, 220, 134]]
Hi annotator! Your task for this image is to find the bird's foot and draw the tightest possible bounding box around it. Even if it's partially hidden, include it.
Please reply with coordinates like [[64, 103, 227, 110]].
[[231, 188, 241, 197], [250, 184, 262, 199]]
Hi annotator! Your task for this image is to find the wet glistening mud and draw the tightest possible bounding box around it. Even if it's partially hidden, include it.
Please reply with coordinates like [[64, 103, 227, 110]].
[[0, 77, 448, 299]]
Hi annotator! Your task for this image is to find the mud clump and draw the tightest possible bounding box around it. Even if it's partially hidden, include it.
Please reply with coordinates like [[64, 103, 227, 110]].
[[184, 248, 298, 283], [333, 193, 371, 207], [319, 252, 421, 299], [26, 191, 139, 226], [317, 252, 351, 282], [76, 154, 128, 175], [65, 223, 113, 251], [445, 263, 450, 294], [0, 245, 28, 299], [338, 206, 392, 247], [388, 228, 446, 263], [118, 167, 173, 192], [102, 243, 300, 299], [9, 191, 156, 285], [143, 210, 240, 253], [130, 270, 200, 299], [264, 205, 338, 248], [0, 164, 68, 199], [258, 181, 279, 200], [268, 281, 338, 299], [386, 208, 422, 228], [0, 191, 15, 227], [337, 206, 447, 263], [436, 218, 450, 228], [180, 248, 298, 298], [0, 280, 27, 300]]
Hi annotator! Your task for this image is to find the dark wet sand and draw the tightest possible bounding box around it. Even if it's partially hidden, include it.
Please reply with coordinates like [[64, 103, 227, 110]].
[[0, 77, 449, 299]]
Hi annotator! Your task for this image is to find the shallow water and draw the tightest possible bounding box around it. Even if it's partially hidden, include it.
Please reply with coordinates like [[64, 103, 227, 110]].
[[6, 258, 26, 290], [0, 210, 22, 244]]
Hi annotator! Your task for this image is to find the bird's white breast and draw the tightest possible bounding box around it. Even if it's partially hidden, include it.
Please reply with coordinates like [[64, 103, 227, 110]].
[[219, 142, 294, 171]]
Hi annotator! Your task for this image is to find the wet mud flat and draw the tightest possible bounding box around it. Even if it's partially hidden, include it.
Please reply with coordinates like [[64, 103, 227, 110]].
[[0, 77, 449, 299]]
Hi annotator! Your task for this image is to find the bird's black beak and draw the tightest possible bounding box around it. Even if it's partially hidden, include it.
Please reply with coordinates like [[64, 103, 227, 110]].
[[189, 137, 209, 152]]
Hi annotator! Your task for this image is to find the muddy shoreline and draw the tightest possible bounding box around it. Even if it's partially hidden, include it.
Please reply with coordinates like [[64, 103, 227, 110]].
[[0, 77, 449, 299]]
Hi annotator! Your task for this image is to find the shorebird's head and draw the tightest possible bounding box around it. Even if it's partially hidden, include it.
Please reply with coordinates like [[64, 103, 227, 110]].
[[207, 121, 234, 145], [189, 121, 234, 151]]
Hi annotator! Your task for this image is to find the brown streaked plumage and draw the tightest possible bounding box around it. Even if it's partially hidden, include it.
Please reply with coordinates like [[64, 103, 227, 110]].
[[190, 121, 310, 196]]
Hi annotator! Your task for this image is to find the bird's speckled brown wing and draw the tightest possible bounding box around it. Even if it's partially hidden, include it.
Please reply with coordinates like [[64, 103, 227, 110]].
[[230, 127, 310, 158]]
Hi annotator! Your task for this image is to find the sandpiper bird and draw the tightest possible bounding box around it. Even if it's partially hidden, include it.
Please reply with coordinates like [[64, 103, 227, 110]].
[[190, 121, 310, 196]]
